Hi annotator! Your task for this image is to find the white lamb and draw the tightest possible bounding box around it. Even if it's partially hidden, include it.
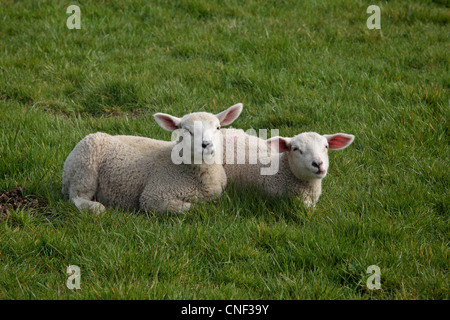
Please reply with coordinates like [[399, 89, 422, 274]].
[[221, 129, 355, 207], [62, 103, 243, 213]]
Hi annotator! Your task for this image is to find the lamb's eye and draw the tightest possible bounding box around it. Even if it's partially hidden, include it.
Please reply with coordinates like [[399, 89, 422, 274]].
[[292, 147, 303, 154], [325, 145, 329, 150], [217, 126, 221, 130]]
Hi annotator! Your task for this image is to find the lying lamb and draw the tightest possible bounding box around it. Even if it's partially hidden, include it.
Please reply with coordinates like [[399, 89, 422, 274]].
[[62, 103, 243, 213], [221, 129, 355, 207]]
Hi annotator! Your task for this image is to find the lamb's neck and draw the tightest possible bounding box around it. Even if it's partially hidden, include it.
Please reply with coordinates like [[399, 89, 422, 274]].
[[194, 161, 223, 175], [193, 161, 227, 197], [277, 154, 322, 199]]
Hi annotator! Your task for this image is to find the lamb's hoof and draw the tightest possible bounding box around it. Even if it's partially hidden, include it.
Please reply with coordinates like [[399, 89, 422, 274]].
[[90, 202, 106, 214], [168, 202, 191, 213], [72, 197, 106, 214], [181, 202, 191, 211], [303, 200, 316, 209]]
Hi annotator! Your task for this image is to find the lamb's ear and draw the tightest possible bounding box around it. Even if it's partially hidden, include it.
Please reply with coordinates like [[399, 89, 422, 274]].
[[267, 136, 292, 153], [323, 133, 355, 150], [153, 113, 181, 131], [215, 103, 243, 126]]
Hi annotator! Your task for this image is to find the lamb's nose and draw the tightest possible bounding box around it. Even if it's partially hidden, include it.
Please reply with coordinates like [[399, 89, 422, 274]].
[[312, 160, 323, 168], [202, 141, 212, 149]]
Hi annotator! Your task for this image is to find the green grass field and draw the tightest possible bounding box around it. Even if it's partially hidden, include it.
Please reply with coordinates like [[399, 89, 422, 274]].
[[0, 0, 448, 299]]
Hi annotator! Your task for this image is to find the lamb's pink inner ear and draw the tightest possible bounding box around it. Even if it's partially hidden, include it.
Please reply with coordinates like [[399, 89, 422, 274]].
[[217, 103, 243, 126], [155, 115, 179, 131], [268, 138, 290, 153], [327, 135, 353, 149], [221, 109, 239, 126]]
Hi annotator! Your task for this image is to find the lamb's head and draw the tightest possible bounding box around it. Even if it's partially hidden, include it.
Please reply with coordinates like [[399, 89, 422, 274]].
[[153, 103, 243, 163], [267, 132, 354, 180]]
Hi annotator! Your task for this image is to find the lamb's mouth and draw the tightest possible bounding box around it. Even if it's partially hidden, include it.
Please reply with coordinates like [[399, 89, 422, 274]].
[[203, 150, 215, 158], [315, 169, 326, 176]]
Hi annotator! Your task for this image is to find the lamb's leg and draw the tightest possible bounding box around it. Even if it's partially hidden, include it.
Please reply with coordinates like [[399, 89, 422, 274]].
[[302, 193, 318, 209], [66, 164, 106, 213], [66, 167, 106, 213], [62, 133, 110, 213]]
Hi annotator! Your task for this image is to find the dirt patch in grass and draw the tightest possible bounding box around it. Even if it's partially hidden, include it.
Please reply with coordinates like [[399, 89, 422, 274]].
[[0, 187, 48, 220]]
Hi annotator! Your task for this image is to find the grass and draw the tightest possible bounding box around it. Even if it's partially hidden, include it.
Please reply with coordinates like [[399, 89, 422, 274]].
[[0, 0, 448, 299]]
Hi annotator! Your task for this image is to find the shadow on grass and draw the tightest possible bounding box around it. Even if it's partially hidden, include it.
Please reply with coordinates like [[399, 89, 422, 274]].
[[214, 182, 312, 224], [50, 181, 312, 228]]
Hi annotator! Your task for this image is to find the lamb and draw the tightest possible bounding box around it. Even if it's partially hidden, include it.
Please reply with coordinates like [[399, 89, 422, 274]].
[[221, 129, 354, 207], [62, 103, 243, 213]]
